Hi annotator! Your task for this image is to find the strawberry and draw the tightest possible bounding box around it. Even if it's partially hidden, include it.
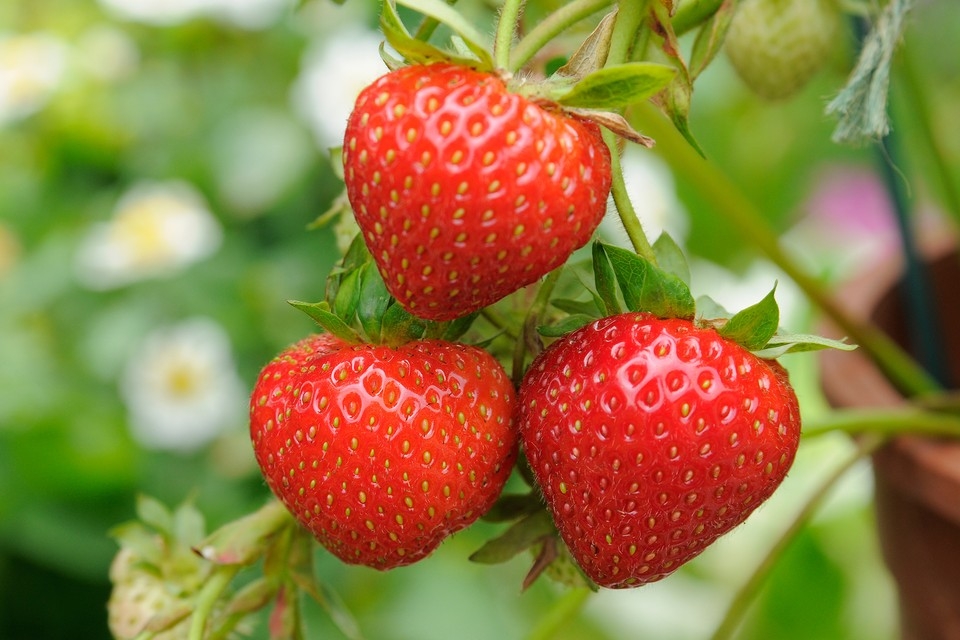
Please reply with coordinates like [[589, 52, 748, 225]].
[[342, 62, 612, 321], [724, 0, 842, 100], [250, 333, 518, 570], [518, 312, 801, 588]]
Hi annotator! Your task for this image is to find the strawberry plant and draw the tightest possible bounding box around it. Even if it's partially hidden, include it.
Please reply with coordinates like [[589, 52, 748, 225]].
[[95, 0, 960, 638]]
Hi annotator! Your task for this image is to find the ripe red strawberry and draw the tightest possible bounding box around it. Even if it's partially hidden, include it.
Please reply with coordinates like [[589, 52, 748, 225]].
[[250, 333, 518, 570], [518, 313, 801, 588], [342, 63, 612, 321]]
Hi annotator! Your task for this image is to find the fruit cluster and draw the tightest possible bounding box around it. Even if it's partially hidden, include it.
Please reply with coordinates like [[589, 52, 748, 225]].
[[248, 61, 804, 589]]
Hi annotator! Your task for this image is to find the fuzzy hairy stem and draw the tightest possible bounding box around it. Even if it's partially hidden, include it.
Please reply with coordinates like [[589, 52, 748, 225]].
[[509, 0, 615, 72]]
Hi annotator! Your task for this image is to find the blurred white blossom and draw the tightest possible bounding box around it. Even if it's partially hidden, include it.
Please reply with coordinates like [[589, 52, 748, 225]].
[[120, 318, 246, 452], [600, 148, 689, 248], [291, 28, 388, 151], [75, 180, 223, 290], [76, 25, 140, 82], [98, 0, 293, 29], [0, 32, 69, 125]]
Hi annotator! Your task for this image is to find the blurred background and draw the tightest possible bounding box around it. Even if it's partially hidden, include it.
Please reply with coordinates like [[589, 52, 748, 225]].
[[1, 0, 958, 638]]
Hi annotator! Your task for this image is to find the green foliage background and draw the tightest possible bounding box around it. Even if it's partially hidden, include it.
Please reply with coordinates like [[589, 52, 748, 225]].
[[0, 0, 958, 638]]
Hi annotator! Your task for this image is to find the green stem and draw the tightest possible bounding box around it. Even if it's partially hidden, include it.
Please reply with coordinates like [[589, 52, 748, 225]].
[[671, 0, 725, 36], [480, 308, 521, 340], [495, 0, 527, 70], [188, 565, 241, 640], [710, 434, 885, 640], [604, 129, 657, 261], [513, 268, 563, 385], [629, 101, 941, 398], [894, 44, 960, 228], [525, 587, 592, 640], [605, 0, 648, 68], [801, 407, 960, 439], [509, 0, 615, 72]]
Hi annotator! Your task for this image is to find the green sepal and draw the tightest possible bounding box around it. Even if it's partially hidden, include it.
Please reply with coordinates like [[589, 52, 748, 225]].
[[601, 242, 696, 319], [695, 294, 732, 321], [136, 493, 174, 538], [554, 11, 617, 80], [752, 334, 857, 360], [288, 300, 363, 344], [380, 0, 493, 70], [332, 266, 363, 323], [379, 302, 429, 347], [717, 284, 780, 351], [550, 297, 602, 317], [555, 62, 677, 110], [355, 263, 392, 343], [438, 312, 480, 342], [194, 500, 294, 567], [688, 0, 735, 80], [538, 314, 594, 338], [481, 492, 544, 523], [592, 241, 624, 315], [469, 510, 556, 564], [652, 232, 690, 285]]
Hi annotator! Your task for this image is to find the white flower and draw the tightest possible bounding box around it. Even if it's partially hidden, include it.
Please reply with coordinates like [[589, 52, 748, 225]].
[[599, 148, 689, 249], [291, 28, 388, 151], [75, 180, 222, 290], [0, 32, 69, 125], [75, 25, 140, 82], [120, 318, 246, 452], [97, 0, 291, 29]]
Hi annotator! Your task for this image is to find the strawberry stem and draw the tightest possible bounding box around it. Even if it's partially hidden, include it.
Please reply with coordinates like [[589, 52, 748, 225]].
[[526, 587, 592, 640], [495, 0, 526, 70], [188, 565, 241, 640], [604, 128, 658, 262], [671, 0, 725, 36], [801, 407, 960, 439], [628, 100, 942, 398], [512, 268, 563, 385], [605, 0, 648, 70], [710, 434, 886, 640], [508, 0, 615, 72]]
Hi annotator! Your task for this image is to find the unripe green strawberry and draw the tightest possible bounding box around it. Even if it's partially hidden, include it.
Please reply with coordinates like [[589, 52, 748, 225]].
[[518, 313, 801, 588], [250, 333, 518, 569], [725, 0, 842, 100], [342, 63, 612, 321], [108, 548, 192, 640]]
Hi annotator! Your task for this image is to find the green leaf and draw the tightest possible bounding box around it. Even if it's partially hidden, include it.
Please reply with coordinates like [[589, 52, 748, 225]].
[[718, 285, 780, 351], [752, 334, 857, 360], [469, 510, 556, 564], [395, 0, 494, 68], [538, 314, 595, 338], [556, 62, 677, 110], [481, 493, 543, 523], [288, 301, 363, 344], [602, 243, 696, 319], [652, 232, 690, 285], [592, 242, 623, 315], [356, 264, 392, 343]]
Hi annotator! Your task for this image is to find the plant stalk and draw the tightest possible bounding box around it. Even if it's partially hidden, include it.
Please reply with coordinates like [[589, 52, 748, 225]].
[[509, 0, 615, 72], [710, 434, 885, 640], [629, 100, 941, 398], [525, 587, 592, 640], [801, 407, 960, 439], [495, 0, 527, 70]]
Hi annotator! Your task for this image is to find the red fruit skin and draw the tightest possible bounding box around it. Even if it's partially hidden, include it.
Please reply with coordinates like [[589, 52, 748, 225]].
[[250, 334, 517, 570], [518, 313, 801, 588], [342, 63, 612, 321]]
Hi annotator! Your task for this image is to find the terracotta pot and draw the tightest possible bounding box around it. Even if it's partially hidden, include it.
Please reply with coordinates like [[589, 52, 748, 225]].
[[819, 240, 960, 640]]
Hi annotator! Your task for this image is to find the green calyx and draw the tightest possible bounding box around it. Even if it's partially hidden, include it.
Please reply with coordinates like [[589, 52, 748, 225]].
[[540, 239, 855, 359], [290, 234, 477, 348]]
